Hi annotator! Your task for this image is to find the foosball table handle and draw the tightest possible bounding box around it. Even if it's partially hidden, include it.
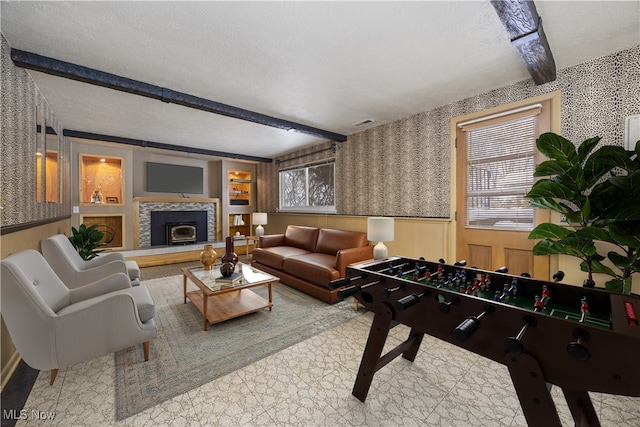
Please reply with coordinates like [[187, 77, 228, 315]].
[[505, 316, 537, 354], [438, 295, 460, 314], [566, 328, 591, 361], [453, 305, 494, 342]]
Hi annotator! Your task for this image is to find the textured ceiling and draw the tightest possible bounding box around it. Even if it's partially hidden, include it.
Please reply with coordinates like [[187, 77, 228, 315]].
[[2, 1, 639, 160]]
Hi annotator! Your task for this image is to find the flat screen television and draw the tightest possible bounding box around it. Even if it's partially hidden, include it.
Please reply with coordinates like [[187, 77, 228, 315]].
[[146, 162, 203, 194]]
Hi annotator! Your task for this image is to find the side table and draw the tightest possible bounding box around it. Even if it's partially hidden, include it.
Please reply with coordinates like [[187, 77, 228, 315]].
[[246, 235, 259, 257]]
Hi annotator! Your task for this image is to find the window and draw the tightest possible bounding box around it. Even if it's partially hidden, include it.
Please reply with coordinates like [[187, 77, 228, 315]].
[[460, 106, 541, 230], [279, 161, 336, 213]]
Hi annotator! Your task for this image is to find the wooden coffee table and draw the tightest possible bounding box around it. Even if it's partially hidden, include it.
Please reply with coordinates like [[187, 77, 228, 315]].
[[182, 263, 279, 330]]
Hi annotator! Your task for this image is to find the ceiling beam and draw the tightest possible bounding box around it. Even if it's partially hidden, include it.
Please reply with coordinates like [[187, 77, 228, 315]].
[[490, 0, 556, 85], [11, 48, 348, 142], [63, 129, 273, 163]]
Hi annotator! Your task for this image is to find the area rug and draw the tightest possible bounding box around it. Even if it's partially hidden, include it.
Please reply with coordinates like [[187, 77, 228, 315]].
[[114, 275, 361, 420]]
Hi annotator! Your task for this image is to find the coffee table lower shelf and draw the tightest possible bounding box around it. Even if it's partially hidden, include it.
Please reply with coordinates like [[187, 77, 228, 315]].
[[186, 289, 272, 329]]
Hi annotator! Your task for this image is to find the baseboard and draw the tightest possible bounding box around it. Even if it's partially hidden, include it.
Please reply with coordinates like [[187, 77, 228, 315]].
[[126, 242, 252, 267], [1, 350, 22, 391]]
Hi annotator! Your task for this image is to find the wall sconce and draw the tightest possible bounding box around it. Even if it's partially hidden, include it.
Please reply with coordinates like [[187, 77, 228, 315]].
[[252, 212, 268, 237], [367, 217, 394, 260]]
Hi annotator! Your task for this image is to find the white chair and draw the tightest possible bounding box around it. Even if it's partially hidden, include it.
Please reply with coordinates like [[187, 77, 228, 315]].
[[1, 249, 157, 385], [41, 234, 140, 288]]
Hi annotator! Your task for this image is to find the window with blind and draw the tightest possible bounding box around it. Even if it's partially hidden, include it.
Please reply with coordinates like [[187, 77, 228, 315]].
[[462, 109, 539, 230], [279, 160, 336, 213]]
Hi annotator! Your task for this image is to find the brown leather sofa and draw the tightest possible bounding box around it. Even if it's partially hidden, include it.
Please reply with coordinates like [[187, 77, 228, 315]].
[[251, 225, 373, 303]]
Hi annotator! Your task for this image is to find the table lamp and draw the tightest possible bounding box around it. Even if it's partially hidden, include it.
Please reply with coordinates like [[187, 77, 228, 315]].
[[367, 217, 394, 260], [252, 212, 268, 237]]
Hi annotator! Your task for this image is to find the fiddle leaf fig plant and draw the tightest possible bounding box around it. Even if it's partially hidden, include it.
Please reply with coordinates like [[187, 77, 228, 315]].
[[525, 132, 640, 294], [69, 223, 105, 261]]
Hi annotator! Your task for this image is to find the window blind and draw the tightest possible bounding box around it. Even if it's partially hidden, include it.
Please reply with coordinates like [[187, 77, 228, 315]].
[[463, 112, 539, 230]]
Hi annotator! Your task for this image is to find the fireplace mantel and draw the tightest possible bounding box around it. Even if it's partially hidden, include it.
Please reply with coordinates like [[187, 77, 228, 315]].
[[133, 197, 220, 248]]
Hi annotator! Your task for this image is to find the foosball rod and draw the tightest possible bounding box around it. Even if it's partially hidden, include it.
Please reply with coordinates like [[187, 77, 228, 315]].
[[505, 316, 537, 354], [337, 279, 384, 299], [329, 275, 366, 290]]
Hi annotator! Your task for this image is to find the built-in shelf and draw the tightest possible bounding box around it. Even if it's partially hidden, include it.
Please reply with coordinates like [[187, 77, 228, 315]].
[[229, 213, 251, 239], [79, 154, 123, 205], [80, 214, 125, 250], [228, 171, 251, 207]]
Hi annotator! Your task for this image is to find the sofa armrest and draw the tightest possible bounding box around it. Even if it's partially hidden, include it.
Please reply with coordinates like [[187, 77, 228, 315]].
[[335, 246, 374, 277], [260, 234, 285, 248]]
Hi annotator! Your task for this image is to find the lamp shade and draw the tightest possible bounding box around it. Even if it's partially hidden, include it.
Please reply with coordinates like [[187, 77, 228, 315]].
[[252, 212, 267, 225], [367, 217, 394, 242]]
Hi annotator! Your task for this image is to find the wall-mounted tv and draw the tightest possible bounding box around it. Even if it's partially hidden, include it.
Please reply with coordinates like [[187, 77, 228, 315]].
[[146, 162, 203, 194]]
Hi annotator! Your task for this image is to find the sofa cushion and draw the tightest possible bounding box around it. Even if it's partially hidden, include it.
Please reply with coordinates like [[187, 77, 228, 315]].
[[283, 226, 319, 252], [314, 228, 369, 255], [252, 246, 312, 270], [283, 253, 340, 288]]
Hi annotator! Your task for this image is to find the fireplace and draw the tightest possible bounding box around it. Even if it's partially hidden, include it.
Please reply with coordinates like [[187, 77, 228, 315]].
[[166, 222, 197, 245], [150, 211, 208, 246]]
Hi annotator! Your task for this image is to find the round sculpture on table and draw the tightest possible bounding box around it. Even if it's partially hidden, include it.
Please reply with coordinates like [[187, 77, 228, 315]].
[[220, 262, 235, 277]]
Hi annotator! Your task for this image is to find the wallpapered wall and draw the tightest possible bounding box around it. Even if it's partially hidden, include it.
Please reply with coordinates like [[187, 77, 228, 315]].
[[1, 35, 71, 227], [257, 45, 640, 218]]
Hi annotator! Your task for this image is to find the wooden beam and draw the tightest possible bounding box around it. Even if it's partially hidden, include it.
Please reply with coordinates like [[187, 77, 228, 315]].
[[490, 0, 556, 85], [11, 48, 348, 142], [62, 129, 273, 163]]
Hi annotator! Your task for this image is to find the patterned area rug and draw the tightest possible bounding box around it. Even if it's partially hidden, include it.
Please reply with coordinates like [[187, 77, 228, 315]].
[[114, 275, 361, 420]]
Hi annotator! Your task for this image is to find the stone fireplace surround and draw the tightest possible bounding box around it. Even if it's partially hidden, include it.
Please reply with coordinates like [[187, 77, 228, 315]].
[[133, 197, 219, 248]]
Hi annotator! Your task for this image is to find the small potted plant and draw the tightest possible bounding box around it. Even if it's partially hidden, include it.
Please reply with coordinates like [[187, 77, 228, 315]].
[[69, 223, 105, 260], [525, 133, 639, 294]]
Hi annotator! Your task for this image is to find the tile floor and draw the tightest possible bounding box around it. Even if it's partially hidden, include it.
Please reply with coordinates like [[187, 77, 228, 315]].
[[8, 309, 640, 427], [5, 260, 640, 426]]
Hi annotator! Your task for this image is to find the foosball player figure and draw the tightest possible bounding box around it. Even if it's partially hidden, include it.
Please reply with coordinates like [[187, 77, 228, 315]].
[[500, 283, 511, 302], [541, 284, 551, 306], [533, 295, 545, 312], [454, 271, 462, 287], [460, 285, 466, 293], [397, 267, 404, 278], [437, 265, 444, 280], [413, 270, 420, 282], [480, 274, 491, 292], [580, 297, 590, 323], [509, 279, 518, 298], [438, 279, 446, 288], [446, 273, 454, 288], [424, 269, 432, 284], [472, 279, 481, 296], [494, 290, 502, 301], [466, 282, 474, 295]]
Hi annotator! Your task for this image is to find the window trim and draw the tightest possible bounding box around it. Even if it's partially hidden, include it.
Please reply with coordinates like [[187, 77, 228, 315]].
[[278, 159, 337, 214]]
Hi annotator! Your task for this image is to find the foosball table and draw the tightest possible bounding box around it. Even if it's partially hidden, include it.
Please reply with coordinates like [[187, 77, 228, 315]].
[[330, 256, 640, 427]]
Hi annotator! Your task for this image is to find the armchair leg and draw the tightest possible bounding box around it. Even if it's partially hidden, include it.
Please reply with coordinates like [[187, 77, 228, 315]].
[[50, 369, 58, 385], [143, 341, 150, 361]]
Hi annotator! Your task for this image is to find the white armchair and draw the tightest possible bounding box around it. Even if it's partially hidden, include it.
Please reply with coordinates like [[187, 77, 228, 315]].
[[1, 249, 157, 385], [41, 234, 140, 288]]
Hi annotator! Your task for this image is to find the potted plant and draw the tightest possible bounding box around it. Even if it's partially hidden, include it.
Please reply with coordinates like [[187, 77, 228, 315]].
[[525, 132, 640, 294], [69, 223, 105, 260]]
